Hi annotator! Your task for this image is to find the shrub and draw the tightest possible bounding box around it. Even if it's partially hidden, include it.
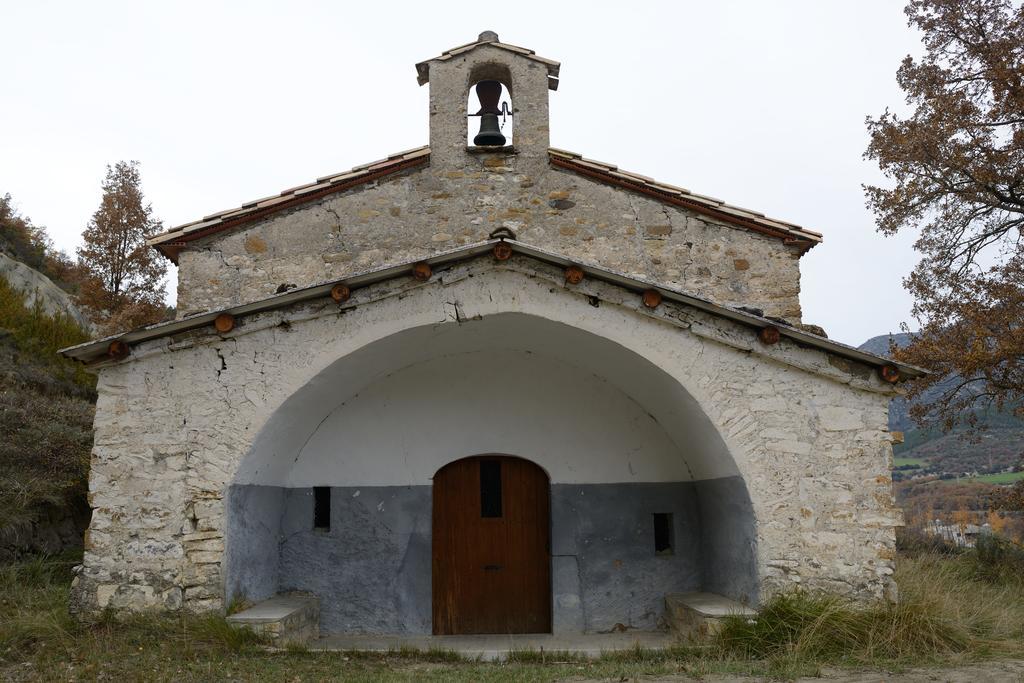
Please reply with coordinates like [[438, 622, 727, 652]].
[[972, 533, 1024, 583], [0, 274, 93, 391], [895, 526, 963, 557]]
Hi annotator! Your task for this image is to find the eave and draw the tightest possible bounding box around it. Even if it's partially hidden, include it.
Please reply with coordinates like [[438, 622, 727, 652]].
[[148, 147, 823, 264], [61, 238, 925, 384]]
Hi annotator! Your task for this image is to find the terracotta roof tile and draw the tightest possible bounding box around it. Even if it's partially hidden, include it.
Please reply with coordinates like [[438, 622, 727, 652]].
[[609, 169, 655, 184], [548, 148, 582, 159], [148, 146, 431, 261], [241, 194, 279, 209], [150, 144, 821, 263], [416, 35, 560, 87], [548, 148, 822, 249], [648, 180, 691, 195]]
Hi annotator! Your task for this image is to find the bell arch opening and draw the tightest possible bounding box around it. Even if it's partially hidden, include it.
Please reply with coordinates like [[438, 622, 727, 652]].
[[224, 312, 757, 635], [467, 63, 513, 146]]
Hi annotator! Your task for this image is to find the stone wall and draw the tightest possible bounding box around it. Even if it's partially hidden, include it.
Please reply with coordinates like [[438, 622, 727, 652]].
[[171, 40, 806, 324], [71, 256, 900, 618], [175, 158, 804, 323]]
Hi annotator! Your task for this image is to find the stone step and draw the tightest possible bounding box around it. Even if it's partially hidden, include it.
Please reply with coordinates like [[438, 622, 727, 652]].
[[227, 593, 320, 645], [664, 591, 756, 641]]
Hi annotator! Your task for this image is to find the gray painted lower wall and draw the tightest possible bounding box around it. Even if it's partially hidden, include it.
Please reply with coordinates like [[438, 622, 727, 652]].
[[224, 485, 284, 605], [698, 476, 759, 604], [225, 477, 756, 634], [279, 486, 433, 634], [551, 483, 701, 632]]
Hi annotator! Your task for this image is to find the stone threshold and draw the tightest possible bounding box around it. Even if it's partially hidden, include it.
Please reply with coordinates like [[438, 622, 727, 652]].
[[665, 591, 757, 640], [227, 594, 319, 645], [312, 631, 678, 661]]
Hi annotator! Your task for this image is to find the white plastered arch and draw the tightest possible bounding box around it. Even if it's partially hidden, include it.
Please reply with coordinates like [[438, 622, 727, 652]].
[[229, 266, 766, 496]]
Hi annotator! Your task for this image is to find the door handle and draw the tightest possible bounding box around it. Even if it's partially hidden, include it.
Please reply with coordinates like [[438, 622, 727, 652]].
[[483, 564, 503, 571]]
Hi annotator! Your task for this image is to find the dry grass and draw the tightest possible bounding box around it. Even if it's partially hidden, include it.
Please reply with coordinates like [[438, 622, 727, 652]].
[[2, 546, 1023, 681], [714, 544, 1024, 677]]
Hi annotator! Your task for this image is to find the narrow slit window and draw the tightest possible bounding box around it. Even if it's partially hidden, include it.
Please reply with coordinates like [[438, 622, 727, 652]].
[[480, 460, 502, 518], [313, 486, 331, 530], [653, 513, 674, 555]]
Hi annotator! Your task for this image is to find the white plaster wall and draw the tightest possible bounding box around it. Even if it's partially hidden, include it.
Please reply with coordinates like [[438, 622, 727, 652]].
[[73, 256, 900, 615], [284, 348, 689, 487], [236, 310, 736, 487]]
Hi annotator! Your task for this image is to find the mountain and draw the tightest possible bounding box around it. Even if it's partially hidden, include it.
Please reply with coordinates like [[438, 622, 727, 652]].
[[859, 334, 1024, 484], [860, 333, 915, 431]]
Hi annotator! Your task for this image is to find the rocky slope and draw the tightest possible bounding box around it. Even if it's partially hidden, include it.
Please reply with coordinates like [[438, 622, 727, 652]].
[[0, 260, 94, 560], [0, 252, 92, 332]]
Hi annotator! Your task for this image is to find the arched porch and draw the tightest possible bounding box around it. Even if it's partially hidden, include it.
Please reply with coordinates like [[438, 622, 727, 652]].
[[224, 312, 758, 635]]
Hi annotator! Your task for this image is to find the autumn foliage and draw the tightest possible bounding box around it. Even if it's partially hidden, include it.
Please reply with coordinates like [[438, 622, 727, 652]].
[[76, 161, 168, 333], [865, 0, 1024, 429]]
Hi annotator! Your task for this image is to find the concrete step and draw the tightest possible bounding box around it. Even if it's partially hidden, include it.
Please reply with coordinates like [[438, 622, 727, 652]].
[[664, 591, 756, 641], [227, 593, 320, 645], [314, 632, 676, 661]]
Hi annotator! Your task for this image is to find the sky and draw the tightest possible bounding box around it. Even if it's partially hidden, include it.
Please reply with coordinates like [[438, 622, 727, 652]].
[[0, 1, 923, 346]]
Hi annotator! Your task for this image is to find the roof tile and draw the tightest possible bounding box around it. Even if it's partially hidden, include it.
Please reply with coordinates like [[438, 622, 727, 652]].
[[416, 36, 560, 86], [151, 144, 821, 261]]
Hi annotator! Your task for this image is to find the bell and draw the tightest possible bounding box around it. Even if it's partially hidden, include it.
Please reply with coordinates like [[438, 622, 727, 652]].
[[474, 113, 505, 146], [472, 80, 507, 146]]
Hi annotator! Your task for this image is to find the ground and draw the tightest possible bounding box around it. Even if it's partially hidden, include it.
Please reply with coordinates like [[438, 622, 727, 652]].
[[4, 647, 1024, 682], [3, 546, 1023, 682]]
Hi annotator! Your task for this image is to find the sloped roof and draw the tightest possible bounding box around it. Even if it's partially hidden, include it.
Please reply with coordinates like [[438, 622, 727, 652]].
[[549, 149, 822, 253], [60, 237, 925, 384], [148, 147, 822, 262], [415, 31, 560, 90], [148, 147, 430, 263]]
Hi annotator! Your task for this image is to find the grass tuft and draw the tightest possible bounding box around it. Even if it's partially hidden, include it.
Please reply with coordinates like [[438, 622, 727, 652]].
[[2, 546, 1024, 680], [714, 546, 1024, 676], [506, 648, 586, 664]]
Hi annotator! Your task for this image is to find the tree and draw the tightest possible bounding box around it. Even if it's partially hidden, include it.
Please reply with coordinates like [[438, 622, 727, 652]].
[[994, 480, 1024, 512], [0, 194, 49, 270], [1, 193, 88, 293], [77, 161, 167, 332], [865, 0, 1024, 429]]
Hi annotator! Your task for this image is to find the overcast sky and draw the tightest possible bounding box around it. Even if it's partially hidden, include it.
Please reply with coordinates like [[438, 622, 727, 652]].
[[1, 1, 922, 345]]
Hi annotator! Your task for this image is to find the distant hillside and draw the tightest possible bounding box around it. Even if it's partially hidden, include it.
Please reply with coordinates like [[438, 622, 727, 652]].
[[859, 333, 1024, 484], [858, 332, 913, 358], [0, 263, 95, 560], [860, 333, 915, 431]]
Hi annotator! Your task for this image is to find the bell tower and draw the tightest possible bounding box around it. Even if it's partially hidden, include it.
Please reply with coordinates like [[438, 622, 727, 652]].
[[416, 32, 560, 171]]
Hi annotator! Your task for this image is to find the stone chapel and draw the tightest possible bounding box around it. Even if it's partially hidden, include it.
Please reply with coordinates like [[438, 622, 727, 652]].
[[61, 32, 919, 640]]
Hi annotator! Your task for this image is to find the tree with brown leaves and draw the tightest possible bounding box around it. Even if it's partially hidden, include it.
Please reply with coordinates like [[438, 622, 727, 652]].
[[865, 0, 1024, 429], [77, 161, 167, 333], [995, 480, 1024, 513]]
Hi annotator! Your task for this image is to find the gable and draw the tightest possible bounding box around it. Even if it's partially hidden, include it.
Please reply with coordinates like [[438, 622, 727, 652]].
[[158, 147, 816, 323], [149, 148, 819, 264], [149, 147, 430, 264]]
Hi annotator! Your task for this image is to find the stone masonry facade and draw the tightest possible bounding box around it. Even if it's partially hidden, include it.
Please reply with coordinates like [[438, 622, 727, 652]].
[[69, 34, 902, 620], [170, 40, 807, 324], [174, 160, 805, 323], [71, 257, 902, 615]]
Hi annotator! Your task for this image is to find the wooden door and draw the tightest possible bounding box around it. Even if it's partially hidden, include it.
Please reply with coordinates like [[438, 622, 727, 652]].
[[432, 455, 551, 634]]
